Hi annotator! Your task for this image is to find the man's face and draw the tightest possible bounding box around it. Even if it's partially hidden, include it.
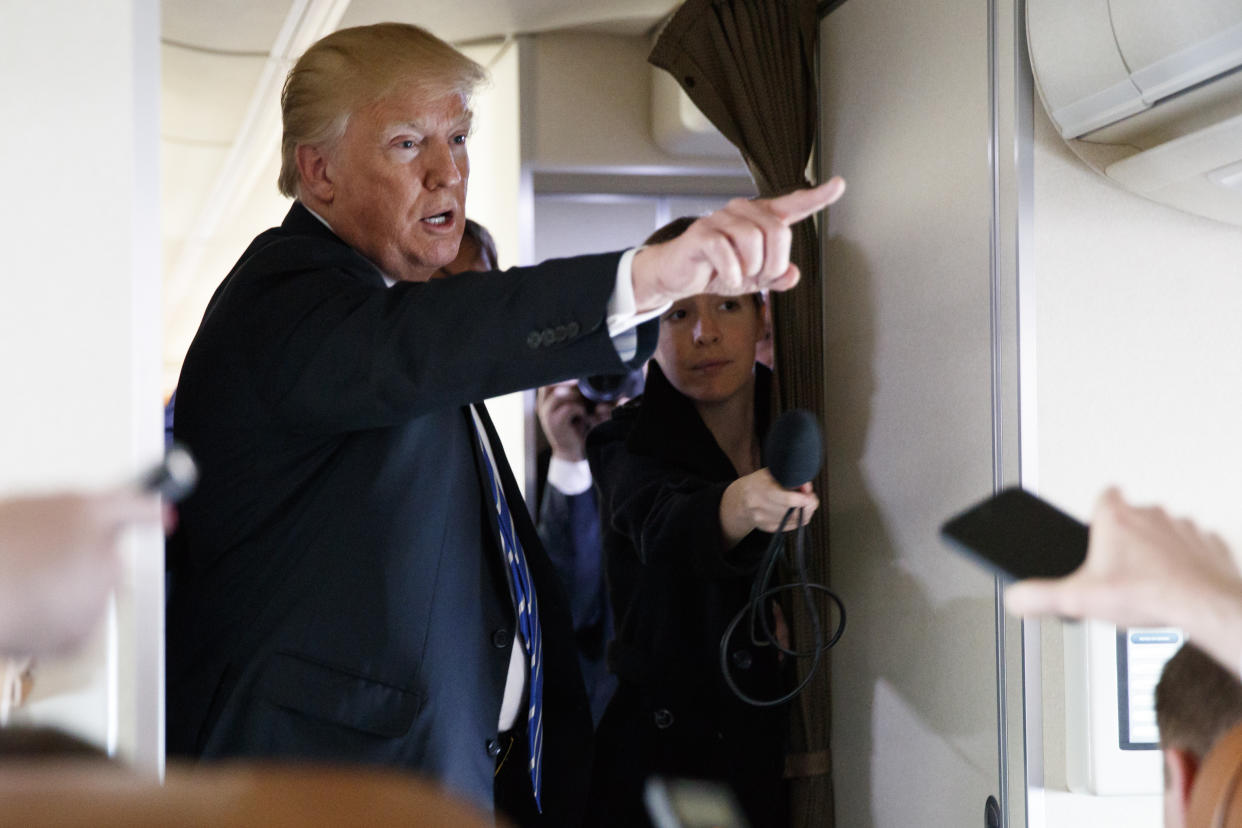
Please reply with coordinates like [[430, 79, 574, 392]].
[[322, 85, 471, 282]]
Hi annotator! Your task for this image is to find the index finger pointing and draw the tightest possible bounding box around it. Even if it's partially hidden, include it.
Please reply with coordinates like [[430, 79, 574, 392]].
[[765, 176, 847, 225]]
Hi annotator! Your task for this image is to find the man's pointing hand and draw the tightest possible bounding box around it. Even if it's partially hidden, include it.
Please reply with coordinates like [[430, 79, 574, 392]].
[[632, 176, 846, 310]]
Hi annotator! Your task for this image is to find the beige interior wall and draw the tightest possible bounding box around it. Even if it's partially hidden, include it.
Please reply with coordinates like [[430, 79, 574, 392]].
[[0, 0, 164, 773], [1030, 98, 1242, 826], [819, 0, 1011, 825], [522, 31, 745, 175]]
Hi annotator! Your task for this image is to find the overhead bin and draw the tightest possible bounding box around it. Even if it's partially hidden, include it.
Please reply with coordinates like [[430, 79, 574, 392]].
[[1027, 0, 1242, 227]]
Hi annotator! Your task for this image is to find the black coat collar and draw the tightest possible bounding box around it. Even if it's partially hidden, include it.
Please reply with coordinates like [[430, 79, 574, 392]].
[[283, 200, 341, 240], [623, 360, 773, 479]]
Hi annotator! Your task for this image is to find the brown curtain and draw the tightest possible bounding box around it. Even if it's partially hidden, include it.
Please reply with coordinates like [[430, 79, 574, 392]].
[[649, 2, 833, 826]]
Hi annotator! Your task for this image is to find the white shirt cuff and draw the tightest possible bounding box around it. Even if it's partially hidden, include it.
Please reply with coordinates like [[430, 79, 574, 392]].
[[606, 248, 669, 361], [547, 457, 593, 496]]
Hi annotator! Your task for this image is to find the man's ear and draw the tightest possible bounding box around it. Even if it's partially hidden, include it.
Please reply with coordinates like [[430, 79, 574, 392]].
[[1165, 746, 1200, 822], [295, 143, 334, 205]]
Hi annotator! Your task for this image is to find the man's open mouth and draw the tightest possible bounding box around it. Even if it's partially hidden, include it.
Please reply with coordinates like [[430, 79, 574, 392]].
[[423, 211, 453, 226]]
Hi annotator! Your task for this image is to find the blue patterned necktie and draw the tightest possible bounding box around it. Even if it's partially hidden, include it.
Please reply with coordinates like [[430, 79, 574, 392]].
[[471, 406, 543, 811]]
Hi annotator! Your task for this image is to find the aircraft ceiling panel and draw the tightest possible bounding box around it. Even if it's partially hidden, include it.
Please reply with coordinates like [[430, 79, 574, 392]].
[[1110, 0, 1242, 74], [162, 0, 297, 53], [162, 44, 267, 144], [338, 0, 675, 42]]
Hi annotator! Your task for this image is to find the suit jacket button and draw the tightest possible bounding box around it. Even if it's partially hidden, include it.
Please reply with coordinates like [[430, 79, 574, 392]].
[[492, 628, 511, 649], [566, 321, 580, 338], [526, 331, 541, 349], [540, 328, 556, 346], [653, 708, 675, 729], [554, 325, 568, 342], [486, 737, 502, 758], [731, 649, 753, 670]]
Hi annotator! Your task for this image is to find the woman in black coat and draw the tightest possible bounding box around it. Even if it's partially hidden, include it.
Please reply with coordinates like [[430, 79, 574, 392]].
[[585, 274, 819, 827]]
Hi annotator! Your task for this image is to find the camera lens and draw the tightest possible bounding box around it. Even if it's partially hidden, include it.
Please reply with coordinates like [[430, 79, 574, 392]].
[[578, 369, 644, 403]]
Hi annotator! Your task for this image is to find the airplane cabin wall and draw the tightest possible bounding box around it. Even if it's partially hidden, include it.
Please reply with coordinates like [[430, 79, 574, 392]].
[[0, 0, 164, 774], [519, 31, 748, 178], [821, 0, 1242, 826], [818, 0, 1013, 825], [1030, 94, 1242, 828]]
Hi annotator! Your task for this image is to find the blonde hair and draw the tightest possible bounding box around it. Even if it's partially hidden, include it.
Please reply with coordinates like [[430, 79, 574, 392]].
[[278, 23, 487, 198]]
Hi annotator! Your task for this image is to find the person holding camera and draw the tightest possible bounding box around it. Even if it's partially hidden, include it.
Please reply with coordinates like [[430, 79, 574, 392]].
[[535, 380, 630, 727]]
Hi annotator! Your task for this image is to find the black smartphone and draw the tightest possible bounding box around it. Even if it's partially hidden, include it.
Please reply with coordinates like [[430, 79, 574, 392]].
[[138, 444, 199, 503], [940, 486, 1088, 580]]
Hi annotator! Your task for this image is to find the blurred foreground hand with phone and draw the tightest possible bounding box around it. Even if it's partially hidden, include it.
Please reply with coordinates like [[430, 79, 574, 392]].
[[1005, 487, 1242, 678]]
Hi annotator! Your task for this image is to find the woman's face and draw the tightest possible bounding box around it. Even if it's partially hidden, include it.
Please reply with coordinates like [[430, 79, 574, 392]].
[[654, 293, 765, 405]]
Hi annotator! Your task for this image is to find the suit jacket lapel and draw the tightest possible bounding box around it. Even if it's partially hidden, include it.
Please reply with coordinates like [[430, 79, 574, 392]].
[[464, 403, 522, 612], [471, 401, 535, 536]]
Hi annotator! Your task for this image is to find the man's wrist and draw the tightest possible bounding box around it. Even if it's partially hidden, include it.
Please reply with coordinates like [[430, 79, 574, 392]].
[[630, 247, 672, 313]]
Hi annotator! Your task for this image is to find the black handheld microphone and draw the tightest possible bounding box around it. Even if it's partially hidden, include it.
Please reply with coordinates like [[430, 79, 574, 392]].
[[720, 408, 844, 708], [764, 409, 823, 488]]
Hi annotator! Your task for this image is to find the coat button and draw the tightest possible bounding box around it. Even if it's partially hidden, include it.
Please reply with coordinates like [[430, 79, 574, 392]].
[[653, 708, 675, 729], [486, 737, 502, 758], [526, 331, 541, 349], [540, 328, 556, 346], [491, 628, 511, 649], [731, 649, 753, 670], [554, 324, 568, 342], [566, 321, 580, 338]]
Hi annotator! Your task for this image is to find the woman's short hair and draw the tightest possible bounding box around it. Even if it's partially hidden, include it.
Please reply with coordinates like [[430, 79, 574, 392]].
[[277, 23, 487, 198]]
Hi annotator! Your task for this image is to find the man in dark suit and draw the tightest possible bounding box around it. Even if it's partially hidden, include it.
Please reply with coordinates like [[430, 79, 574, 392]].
[[535, 381, 625, 727], [164, 21, 843, 826]]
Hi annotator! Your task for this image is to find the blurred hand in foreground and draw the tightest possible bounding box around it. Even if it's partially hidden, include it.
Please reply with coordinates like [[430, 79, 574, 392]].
[[0, 490, 165, 656]]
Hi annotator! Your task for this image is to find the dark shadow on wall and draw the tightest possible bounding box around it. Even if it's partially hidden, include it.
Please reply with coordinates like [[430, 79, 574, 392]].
[[823, 235, 998, 826]]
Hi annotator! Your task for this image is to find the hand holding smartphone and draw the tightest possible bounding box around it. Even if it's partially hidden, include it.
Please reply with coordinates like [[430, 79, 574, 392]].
[[940, 486, 1088, 580]]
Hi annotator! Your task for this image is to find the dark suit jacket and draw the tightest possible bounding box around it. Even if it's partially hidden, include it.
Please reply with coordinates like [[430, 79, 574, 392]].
[[166, 202, 655, 824], [585, 362, 787, 828], [537, 483, 616, 727]]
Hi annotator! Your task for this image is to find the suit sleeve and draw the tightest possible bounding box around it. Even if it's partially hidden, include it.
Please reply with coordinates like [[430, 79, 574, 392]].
[[537, 485, 608, 635], [208, 244, 655, 433], [587, 425, 770, 579]]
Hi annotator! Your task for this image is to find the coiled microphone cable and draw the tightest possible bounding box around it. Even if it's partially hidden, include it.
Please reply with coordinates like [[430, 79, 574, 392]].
[[719, 411, 847, 707]]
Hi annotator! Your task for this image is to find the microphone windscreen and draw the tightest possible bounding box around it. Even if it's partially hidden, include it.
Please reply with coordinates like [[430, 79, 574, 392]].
[[765, 410, 823, 489]]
